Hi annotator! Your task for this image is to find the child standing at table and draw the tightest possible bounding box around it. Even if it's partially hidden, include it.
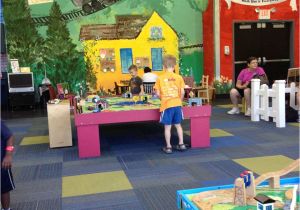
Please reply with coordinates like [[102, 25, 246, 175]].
[[1, 121, 15, 210], [128, 65, 144, 95], [154, 55, 187, 154]]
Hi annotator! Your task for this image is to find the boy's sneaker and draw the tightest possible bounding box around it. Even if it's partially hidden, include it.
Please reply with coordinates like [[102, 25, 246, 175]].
[[245, 108, 251, 116], [227, 107, 240, 115]]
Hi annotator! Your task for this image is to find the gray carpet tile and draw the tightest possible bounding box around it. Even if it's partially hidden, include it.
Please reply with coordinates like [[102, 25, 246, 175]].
[[63, 157, 122, 176], [4, 121, 32, 127], [110, 143, 162, 156], [210, 160, 250, 177], [125, 165, 197, 189], [38, 162, 62, 179], [211, 120, 254, 129], [11, 133, 26, 145], [13, 154, 63, 167], [256, 140, 299, 148], [11, 200, 38, 210], [11, 178, 61, 203], [15, 144, 63, 158], [134, 184, 185, 210], [215, 145, 269, 159], [36, 198, 62, 210], [85, 203, 144, 210], [184, 161, 235, 181], [62, 190, 143, 210], [25, 129, 49, 136], [172, 150, 229, 165], [118, 157, 153, 170], [63, 147, 81, 162], [201, 178, 236, 186], [13, 163, 62, 182], [13, 165, 39, 182], [8, 125, 31, 134], [210, 136, 252, 148]]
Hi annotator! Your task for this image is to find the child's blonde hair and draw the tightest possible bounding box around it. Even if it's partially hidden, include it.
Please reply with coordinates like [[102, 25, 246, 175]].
[[128, 64, 138, 71], [163, 55, 176, 69]]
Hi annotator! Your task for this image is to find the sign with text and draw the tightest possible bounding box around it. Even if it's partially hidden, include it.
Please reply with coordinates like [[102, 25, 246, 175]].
[[258, 9, 271, 19], [225, 0, 297, 11], [10, 59, 19, 73]]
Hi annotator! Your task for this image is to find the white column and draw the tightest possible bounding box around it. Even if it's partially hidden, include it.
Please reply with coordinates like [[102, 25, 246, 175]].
[[214, 0, 221, 80], [274, 80, 286, 128], [251, 79, 260, 122], [290, 82, 296, 109], [261, 84, 269, 121]]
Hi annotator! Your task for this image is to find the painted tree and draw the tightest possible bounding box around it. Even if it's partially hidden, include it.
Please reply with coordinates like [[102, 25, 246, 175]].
[[187, 0, 209, 12], [3, 0, 43, 66], [44, 1, 85, 92], [120, 0, 175, 15], [85, 56, 97, 91]]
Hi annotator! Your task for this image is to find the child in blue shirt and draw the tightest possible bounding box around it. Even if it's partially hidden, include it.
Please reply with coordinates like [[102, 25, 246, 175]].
[[1, 121, 15, 210]]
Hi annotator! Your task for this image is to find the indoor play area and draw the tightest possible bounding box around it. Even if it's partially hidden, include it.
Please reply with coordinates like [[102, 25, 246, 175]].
[[0, 0, 299, 209]]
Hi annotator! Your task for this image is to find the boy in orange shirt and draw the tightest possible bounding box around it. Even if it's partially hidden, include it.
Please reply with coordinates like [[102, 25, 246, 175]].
[[154, 55, 187, 154]]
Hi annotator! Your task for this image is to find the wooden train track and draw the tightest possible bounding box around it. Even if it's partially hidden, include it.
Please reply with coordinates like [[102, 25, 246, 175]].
[[255, 159, 300, 188]]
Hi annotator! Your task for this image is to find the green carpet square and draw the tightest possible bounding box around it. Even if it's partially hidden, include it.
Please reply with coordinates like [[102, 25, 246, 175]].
[[62, 170, 133, 198], [210, 129, 233, 137], [184, 129, 233, 137], [288, 122, 300, 127], [233, 155, 298, 175], [20, 136, 49, 145]]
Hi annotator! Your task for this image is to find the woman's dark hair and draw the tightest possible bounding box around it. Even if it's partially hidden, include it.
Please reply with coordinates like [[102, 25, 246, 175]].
[[144, 66, 152, 73], [247, 56, 258, 64]]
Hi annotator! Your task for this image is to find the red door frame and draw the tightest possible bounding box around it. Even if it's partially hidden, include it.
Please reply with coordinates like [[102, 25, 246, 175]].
[[203, 0, 299, 82]]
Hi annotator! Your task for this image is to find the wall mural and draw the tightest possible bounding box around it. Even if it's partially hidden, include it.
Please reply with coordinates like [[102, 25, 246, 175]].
[[2, 0, 208, 94]]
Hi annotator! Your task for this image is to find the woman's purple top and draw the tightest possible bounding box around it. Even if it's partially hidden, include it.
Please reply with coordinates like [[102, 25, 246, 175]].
[[237, 67, 266, 85]]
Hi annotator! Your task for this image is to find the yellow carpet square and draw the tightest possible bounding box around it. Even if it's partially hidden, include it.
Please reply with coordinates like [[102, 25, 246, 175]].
[[210, 129, 233, 137], [184, 129, 233, 137], [288, 122, 300, 127], [62, 171, 133, 198], [233, 155, 299, 175], [20, 136, 49, 145]]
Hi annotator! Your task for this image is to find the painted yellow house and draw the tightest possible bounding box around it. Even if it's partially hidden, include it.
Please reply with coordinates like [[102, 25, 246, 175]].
[[79, 11, 179, 91]]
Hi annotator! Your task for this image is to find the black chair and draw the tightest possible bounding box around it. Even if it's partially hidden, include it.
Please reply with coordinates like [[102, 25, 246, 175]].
[[143, 82, 155, 94]]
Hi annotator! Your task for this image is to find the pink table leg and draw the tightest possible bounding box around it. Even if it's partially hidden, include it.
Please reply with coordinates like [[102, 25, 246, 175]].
[[77, 125, 100, 158], [190, 116, 210, 148]]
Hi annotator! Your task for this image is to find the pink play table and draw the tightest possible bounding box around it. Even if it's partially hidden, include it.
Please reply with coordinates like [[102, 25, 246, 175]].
[[74, 105, 211, 158]]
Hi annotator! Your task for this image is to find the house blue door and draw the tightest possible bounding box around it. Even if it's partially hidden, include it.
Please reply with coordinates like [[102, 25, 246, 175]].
[[151, 48, 163, 71], [120, 48, 133, 73]]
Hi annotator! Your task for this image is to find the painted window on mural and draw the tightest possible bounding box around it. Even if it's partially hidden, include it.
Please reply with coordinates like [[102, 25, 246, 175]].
[[151, 48, 163, 71], [150, 26, 162, 39], [120, 48, 133, 73]]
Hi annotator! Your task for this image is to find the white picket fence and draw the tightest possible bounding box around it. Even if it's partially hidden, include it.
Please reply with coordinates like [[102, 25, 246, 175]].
[[251, 79, 299, 128], [285, 82, 299, 110]]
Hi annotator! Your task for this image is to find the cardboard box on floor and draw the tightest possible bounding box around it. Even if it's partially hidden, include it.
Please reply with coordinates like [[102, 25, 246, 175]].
[[47, 100, 72, 148]]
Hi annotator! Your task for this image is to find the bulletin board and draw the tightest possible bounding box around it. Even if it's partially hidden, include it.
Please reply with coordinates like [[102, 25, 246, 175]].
[[99, 48, 116, 72]]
